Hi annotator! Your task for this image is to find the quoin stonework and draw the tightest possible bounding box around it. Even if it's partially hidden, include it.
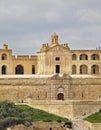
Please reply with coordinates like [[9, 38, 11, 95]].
[[0, 33, 101, 118]]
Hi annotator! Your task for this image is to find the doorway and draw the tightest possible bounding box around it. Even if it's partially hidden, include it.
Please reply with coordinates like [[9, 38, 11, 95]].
[[56, 65, 60, 73]]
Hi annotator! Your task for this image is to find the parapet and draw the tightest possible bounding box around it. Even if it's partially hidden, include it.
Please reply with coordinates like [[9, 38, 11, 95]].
[[61, 43, 70, 50]]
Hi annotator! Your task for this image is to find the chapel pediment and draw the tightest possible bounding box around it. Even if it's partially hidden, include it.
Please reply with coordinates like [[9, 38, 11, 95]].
[[38, 33, 70, 53], [47, 44, 70, 53]]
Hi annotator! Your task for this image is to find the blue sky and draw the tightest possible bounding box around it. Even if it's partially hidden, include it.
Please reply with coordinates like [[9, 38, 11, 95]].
[[0, 0, 101, 55]]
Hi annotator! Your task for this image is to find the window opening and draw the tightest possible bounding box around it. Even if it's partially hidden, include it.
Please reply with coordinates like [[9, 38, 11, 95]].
[[32, 65, 35, 74], [55, 57, 60, 61], [56, 65, 60, 73]]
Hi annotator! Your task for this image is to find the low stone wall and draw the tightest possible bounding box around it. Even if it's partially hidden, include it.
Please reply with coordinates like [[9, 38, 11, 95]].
[[85, 121, 101, 130], [7, 122, 67, 130], [29, 100, 101, 119], [72, 101, 101, 118], [29, 100, 73, 118]]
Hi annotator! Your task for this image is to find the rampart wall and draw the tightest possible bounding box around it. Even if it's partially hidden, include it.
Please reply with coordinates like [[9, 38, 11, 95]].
[[85, 121, 101, 130], [0, 75, 101, 118], [29, 100, 101, 118], [0, 75, 101, 102]]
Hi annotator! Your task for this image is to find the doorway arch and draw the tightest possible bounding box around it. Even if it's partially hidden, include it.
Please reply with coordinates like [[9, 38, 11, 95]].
[[2, 65, 7, 74], [57, 93, 64, 100], [15, 65, 24, 74]]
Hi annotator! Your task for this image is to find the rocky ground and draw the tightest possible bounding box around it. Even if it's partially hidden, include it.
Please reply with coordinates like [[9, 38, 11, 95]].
[[7, 121, 89, 130], [7, 124, 40, 130], [7, 118, 89, 130], [72, 119, 89, 130]]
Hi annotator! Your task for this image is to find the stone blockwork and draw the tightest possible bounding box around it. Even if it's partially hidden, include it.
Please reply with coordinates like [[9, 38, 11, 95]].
[[0, 74, 101, 119], [29, 100, 101, 119], [0, 74, 71, 102], [0, 74, 101, 102], [71, 76, 101, 100], [8, 122, 67, 130], [85, 121, 101, 130]]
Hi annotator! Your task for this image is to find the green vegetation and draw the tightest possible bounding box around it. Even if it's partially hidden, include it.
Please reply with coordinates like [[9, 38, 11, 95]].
[[0, 101, 72, 129], [0, 101, 32, 129], [84, 112, 101, 123], [17, 105, 69, 122]]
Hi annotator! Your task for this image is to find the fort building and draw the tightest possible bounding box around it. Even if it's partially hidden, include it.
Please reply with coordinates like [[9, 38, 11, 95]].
[[1, 32, 101, 75], [0, 33, 101, 119]]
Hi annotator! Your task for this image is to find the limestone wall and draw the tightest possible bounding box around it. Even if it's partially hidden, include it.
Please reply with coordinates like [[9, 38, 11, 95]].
[[13, 56, 37, 74], [8, 122, 67, 130], [0, 77, 51, 102], [0, 74, 72, 102], [85, 121, 101, 130], [28, 100, 101, 119], [0, 75, 101, 119], [71, 77, 101, 100], [29, 100, 73, 118], [0, 75, 101, 102]]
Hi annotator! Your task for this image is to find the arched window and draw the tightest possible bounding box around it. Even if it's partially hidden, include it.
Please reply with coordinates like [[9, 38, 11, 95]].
[[2, 65, 7, 74], [91, 54, 99, 60], [1, 54, 7, 60], [15, 65, 24, 74], [91, 65, 99, 74], [72, 54, 76, 60], [80, 54, 88, 60], [80, 65, 88, 74], [72, 65, 76, 74], [57, 93, 64, 100]]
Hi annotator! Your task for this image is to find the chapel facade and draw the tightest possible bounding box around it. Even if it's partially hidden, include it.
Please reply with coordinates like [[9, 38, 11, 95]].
[[0, 32, 101, 75]]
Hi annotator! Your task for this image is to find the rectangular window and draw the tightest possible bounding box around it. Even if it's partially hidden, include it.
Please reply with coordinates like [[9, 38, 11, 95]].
[[56, 65, 60, 73], [32, 65, 35, 74]]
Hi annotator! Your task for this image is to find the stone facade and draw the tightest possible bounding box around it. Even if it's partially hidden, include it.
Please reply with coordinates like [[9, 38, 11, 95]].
[[0, 74, 101, 102], [1, 32, 101, 75], [1, 33, 101, 119], [0, 33, 101, 101]]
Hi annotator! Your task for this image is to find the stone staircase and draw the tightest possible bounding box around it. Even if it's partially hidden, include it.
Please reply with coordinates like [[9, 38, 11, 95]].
[[72, 119, 89, 130], [71, 109, 99, 130]]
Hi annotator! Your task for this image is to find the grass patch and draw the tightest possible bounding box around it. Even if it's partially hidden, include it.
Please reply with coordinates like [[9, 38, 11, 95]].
[[17, 105, 69, 122], [0, 101, 72, 129], [84, 112, 101, 123]]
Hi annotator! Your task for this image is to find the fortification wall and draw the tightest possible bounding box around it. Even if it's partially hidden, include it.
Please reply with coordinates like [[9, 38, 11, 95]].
[[0, 75, 101, 118], [29, 100, 101, 119], [85, 121, 101, 130], [0, 75, 101, 102], [0, 76, 51, 102], [0, 74, 71, 102], [71, 77, 101, 100]]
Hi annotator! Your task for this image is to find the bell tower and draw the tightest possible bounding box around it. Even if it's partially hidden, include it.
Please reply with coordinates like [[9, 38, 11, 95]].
[[51, 32, 58, 45]]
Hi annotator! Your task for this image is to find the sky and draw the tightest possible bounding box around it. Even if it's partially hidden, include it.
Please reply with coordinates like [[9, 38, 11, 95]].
[[0, 0, 101, 55]]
